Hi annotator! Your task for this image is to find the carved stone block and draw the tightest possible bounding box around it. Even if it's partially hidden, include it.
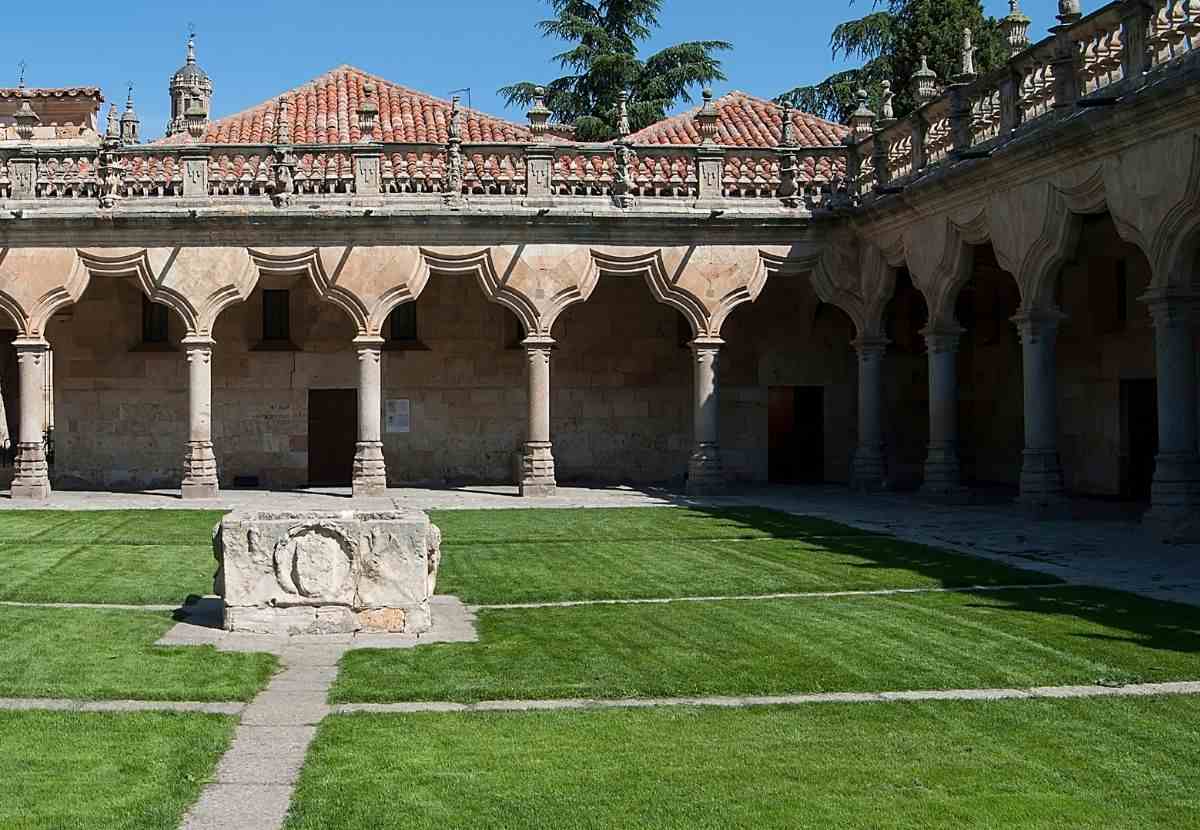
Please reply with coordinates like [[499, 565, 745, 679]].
[[214, 510, 442, 636]]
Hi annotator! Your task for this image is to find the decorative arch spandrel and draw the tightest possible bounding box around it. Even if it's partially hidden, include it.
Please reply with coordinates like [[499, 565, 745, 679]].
[[0, 248, 89, 337]]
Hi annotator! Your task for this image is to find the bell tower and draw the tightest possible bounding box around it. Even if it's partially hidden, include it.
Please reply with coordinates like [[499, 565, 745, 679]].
[[166, 32, 212, 138]]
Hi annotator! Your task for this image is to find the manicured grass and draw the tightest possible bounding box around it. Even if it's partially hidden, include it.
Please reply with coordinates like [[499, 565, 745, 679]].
[[332, 587, 1200, 703], [0, 710, 235, 830], [0, 511, 223, 604], [437, 536, 1056, 604], [286, 697, 1200, 829], [431, 506, 879, 545], [0, 607, 277, 702]]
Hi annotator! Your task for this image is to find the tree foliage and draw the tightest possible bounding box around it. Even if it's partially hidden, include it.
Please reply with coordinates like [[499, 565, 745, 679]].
[[501, 0, 731, 141], [776, 0, 1008, 124]]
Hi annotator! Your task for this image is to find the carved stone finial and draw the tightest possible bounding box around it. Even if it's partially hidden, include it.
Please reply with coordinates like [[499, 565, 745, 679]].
[[448, 95, 463, 142], [879, 81, 895, 122], [357, 81, 379, 143], [1001, 0, 1032, 56], [695, 88, 720, 145], [780, 100, 797, 147], [1057, 0, 1082, 25], [849, 88, 876, 139], [13, 98, 39, 142], [911, 55, 939, 106], [17, 60, 27, 90], [120, 85, 140, 145], [186, 31, 197, 65], [959, 28, 977, 80], [277, 98, 292, 145], [184, 98, 207, 141], [527, 86, 551, 138], [617, 90, 631, 139], [106, 104, 119, 139]]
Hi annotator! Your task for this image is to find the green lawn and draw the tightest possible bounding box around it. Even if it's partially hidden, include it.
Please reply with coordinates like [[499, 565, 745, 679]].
[[285, 697, 1200, 829], [0, 607, 277, 701], [0, 710, 235, 830], [0, 511, 223, 604], [333, 586, 1200, 703]]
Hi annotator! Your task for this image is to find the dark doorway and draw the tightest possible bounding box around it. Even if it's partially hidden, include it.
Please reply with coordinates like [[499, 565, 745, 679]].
[[768, 386, 824, 484], [308, 389, 357, 486], [1120, 379, 1158, 501]]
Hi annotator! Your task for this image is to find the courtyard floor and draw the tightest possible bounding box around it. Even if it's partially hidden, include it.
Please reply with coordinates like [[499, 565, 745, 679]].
[[0, 493, 1197, 828]]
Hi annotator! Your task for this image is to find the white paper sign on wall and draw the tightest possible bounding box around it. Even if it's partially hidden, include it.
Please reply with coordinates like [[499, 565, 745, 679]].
[[385, 399, 411, 434]]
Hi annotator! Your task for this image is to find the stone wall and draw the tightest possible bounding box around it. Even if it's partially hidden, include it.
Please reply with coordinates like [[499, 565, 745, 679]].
[[44, 269, 859, 490]]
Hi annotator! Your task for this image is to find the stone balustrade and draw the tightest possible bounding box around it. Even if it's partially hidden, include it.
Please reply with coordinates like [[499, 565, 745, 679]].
[[848, 0, 1200, 201]]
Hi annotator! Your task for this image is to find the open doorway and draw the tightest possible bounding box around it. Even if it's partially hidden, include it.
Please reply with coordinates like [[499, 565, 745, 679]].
[[768, 386, 824, 483], [1120, 379, 1158, 501], [308, 389, 357, 486]]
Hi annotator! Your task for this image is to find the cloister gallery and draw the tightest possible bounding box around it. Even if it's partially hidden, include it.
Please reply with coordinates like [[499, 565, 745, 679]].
[[0, 1, 1198, 542]]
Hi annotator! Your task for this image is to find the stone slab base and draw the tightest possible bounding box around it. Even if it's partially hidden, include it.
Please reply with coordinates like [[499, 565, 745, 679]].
[[351, 480, 387, 498], [10, 480, 51, 500], [1143, 508, 1200, 545], [181, 481, 219, 500], [520, 480, 557, 498], [223, 603, 432, 637]]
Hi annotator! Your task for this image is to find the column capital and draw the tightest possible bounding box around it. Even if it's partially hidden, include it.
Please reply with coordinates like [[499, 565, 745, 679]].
[[919, 325, 963, 354], [852, 335, 890, 357], [353, 335, 386, 349], [181, 335, 216, 350], [689, 336, 724, 354], [1140, 292, 1199, 328], [1012, 308, 1066, 342], [12, 336, 49, 354], [521, 335, 556, 351]]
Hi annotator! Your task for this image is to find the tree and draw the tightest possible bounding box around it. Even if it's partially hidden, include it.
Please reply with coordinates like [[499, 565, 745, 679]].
[[501, 0, 732, 141], [776, 0, 1008, 124]]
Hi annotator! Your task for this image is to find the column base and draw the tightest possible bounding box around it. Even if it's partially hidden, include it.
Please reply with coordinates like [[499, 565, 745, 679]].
[[352, 441, 388, 498], [851, 447, 886, 493], [182, 441, 220, 500], [920, 446, 968, 501], [11, 443, 50, 501], [687, 444, 724, 497], [1018, 449, 1066, 514], [1144, 453, 1200, 543], [520, 442, 557, 498]]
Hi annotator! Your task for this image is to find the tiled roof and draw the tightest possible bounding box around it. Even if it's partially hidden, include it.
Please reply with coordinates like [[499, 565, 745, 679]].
[[177, 65, 549, 146], [625, 91, 848, 148], [0, 87, 103, 100]]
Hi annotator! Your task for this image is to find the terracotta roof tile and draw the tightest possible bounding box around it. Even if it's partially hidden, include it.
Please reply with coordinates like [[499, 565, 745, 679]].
[[165, 65, 550, 146], [625, 90, 848, 148]]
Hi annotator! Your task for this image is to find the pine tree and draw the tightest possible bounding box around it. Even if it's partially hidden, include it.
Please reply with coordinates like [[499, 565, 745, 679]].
[[501, 0, 732, 141], [777, 0, 1008, 123]]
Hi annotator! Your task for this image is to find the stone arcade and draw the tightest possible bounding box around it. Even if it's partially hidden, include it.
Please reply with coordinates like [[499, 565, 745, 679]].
[[0, 2, 1198, 542]]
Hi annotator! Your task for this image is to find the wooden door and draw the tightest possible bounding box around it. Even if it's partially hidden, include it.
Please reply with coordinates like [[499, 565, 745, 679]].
[[308, 389, 357, 486]]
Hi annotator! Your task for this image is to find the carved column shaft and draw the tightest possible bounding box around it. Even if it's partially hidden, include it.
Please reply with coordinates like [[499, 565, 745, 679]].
[[921, 329, 966, 497], [353, 337, 387, 498], [11, 338, 50, 500], [181, 337, 219, 499], [1144, 298, 1200, 540], [1014, 311, 1066, 508], [853, 337, 889, 491], [687, 338, 724, 496], [521, 337, 556, 497]]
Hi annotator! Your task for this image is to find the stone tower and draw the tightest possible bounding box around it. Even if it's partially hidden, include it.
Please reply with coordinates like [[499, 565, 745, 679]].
[[120, 86, 140, 145], [166, 33, 212, 138]]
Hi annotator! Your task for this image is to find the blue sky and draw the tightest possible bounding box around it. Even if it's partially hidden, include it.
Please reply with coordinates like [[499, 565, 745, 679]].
[[3, 0, 1059, 139]]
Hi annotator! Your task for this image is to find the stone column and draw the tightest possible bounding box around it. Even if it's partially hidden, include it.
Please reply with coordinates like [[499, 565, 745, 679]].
[[851, 336, 889, 491], [353, 336, 387, 498], [1144, 297, 1200, 541], [687, 337, 724, 496], [1014, 310, 1065, 510], [921, 327, 967, 498], [11, 338, 51, 500], [181, 336, 219, 499], [520, 336, 556, 497]]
